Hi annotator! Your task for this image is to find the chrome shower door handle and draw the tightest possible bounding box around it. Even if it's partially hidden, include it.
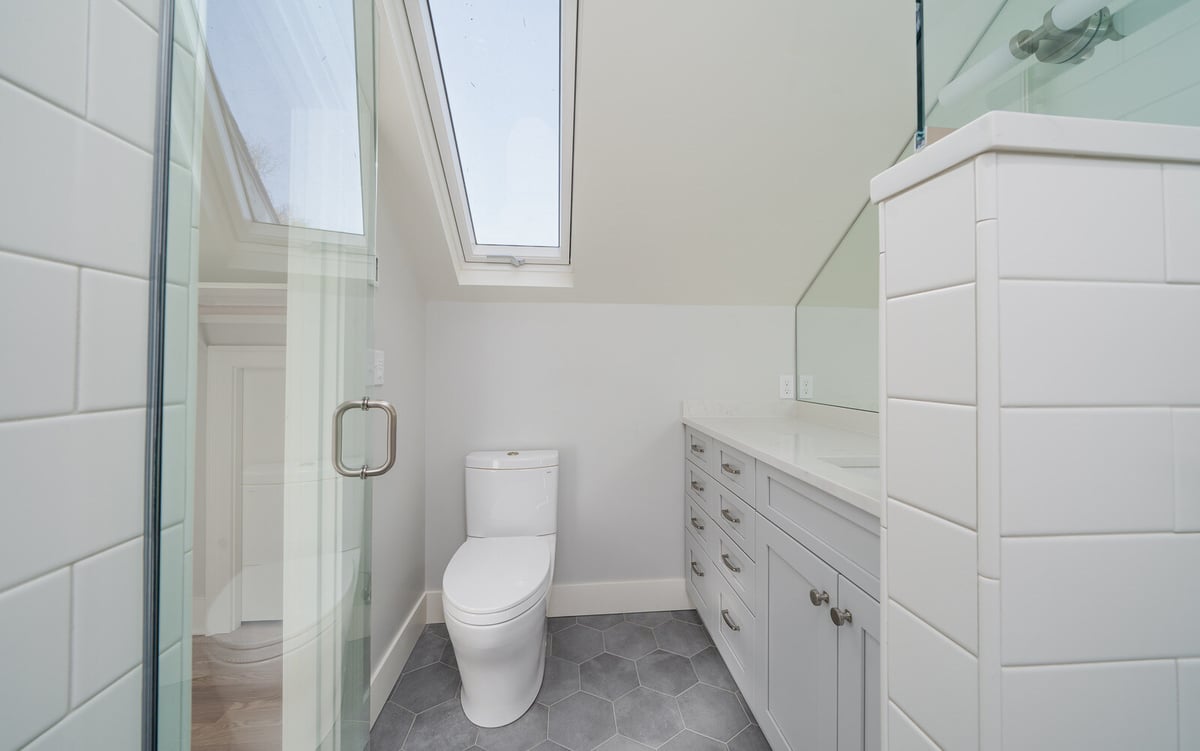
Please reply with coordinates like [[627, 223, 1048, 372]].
[[333, 398, 397, 479]]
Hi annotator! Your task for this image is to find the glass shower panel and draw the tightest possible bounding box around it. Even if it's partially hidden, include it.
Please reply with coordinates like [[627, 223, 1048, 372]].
[[156, 0, 378, 748], [925, 0, 1200, 134]]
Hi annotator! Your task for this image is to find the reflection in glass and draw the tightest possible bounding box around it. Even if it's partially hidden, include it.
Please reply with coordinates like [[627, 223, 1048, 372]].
[[794, 202, 880, 413]]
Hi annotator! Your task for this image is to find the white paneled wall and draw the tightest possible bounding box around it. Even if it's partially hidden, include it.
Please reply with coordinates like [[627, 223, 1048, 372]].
[[877, 115, 1200, 750], [0, 0, 161, 747]]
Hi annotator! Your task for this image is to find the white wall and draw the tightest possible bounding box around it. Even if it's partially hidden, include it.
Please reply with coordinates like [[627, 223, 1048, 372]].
[[367, 4, 430, 720], [0, 0, 161, 747], [424, 302, 793, 595]]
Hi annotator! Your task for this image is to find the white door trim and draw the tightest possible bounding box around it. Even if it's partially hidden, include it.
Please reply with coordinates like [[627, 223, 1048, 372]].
[[202, 345, 286, 635]]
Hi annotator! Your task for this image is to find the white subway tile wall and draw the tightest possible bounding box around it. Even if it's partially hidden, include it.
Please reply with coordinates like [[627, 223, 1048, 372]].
[[887, 603, 979, 751], [1001, 661, 1179, 750], [881, 146, 1200, 750], [886, 501, 978, 655], [0, 0, 162, 745]]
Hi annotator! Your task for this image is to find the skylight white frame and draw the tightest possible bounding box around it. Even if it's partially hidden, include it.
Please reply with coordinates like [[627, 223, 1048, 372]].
[[405, 0, 577, 266]]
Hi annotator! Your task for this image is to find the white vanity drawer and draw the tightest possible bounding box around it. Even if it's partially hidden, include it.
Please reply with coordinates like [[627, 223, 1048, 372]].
[[714, 440, 756, 506], [757, 466, 880, 592], [685, 529, 717, 629], [715, 574, 756, 705], [685, 428, 714, 472], [715, 485, 756, 560], [716, 529, 756, 612], [684, 461, 717, 518]]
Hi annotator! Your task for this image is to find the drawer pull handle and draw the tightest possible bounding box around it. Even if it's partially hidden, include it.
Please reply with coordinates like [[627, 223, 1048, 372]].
[[690, 517, 706, 531], [721, 608, 741, 631], [721, 462, 742, 476], [721, 553, 742, 573], [690, 480, 705, 492], [809, 589, 830, 606], [691, 561, 705, 577], [721, 508, 741, 525], [830, 607, 853, 626], [691, 444, 705, 454]]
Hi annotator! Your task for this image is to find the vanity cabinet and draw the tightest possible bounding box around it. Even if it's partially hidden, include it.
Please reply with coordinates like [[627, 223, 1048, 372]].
[[683, 426, 880, 751]]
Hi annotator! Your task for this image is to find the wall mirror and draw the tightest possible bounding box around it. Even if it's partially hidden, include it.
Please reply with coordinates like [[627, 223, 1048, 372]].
[[794, 201, 880, 413]]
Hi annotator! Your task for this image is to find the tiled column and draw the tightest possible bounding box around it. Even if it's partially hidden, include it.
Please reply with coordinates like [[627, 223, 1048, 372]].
[[876, 112, 1200, 751]]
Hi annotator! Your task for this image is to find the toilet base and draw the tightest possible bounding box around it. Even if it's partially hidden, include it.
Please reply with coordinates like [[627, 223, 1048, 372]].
[[445, 595, 549, 728]]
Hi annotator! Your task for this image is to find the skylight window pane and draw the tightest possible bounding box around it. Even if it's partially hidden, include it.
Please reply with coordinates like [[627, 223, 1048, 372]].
[[428, 0, 561, 247]]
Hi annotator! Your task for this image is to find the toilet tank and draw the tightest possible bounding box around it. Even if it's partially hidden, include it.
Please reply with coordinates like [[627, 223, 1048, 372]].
[[464, 450, 558, 538]]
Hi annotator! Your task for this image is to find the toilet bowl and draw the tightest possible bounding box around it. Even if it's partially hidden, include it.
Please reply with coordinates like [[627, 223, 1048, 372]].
[[442, 450, 559, 728], [444, 536, 555, 726]]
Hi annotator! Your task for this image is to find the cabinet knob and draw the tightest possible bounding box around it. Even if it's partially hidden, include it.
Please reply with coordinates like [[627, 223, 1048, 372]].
[[721, 508, 742, 525], [721, 462, 742, 476], [809, 589, 830, 606], [690, 560, 705, 577], [691, 444, 705, 454], [690, 516, 705, 531], [691, 480, 705, 492], [830, 607, 853, 626]]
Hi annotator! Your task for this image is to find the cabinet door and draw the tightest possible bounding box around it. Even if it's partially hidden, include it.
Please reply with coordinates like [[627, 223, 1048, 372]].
[[835, 576, 881, 751], [755, 520, 839, 751]]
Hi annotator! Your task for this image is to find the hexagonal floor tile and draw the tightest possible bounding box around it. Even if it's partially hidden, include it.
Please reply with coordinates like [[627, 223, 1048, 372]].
[[441, 640, 458, 669], [537, 656, 581, 706], [595, 736, 652, 751], [603, 622, 656, 660], [548, 692, 617, 751], [689, 647, 736, 692], [653, 621, 711, 658], [371, 702, 415, 751], [477, 703, 548, 751], [677, 684, 748, 742], [404, 629, 450, 673], [660, 731, 726, 751], [552, 625, 605, 663], [580, 653, 638, 700], [531, 743, 569, 751], [577, 613, 623, 630], [728, 724, 770, 751], [669, 610, 703, 625], [624, 612, 673, 628], [548, 617, 578, 633], [403, 699, 478, 751], [635, 650, 697, 696], [391, 662, 461, 713], [613, 687, 683, 747]]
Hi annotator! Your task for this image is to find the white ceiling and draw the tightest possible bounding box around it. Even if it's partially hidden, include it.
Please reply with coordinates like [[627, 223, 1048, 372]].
[[378, 0, 924, 305]]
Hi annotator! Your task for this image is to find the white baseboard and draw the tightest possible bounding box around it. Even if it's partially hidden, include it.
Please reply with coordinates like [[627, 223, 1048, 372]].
[[370, 593, 427, 725], [425, 578, 688, 624]]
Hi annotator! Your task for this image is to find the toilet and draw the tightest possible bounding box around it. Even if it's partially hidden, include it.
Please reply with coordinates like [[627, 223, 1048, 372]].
[[442, 449, 558, 727]]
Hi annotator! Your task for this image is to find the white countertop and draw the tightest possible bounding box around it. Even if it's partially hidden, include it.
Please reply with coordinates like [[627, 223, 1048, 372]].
[[683, 415, 881, 519]]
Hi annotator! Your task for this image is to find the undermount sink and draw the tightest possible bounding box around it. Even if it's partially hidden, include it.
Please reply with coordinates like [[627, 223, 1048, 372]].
[[819, 455, 881, 479]]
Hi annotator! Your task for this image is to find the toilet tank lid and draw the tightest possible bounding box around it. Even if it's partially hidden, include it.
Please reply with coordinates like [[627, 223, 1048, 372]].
[[465, 450, 558, 470]]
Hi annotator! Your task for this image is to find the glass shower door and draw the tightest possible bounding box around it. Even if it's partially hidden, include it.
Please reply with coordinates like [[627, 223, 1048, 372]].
[[157, 0, 380, 748]]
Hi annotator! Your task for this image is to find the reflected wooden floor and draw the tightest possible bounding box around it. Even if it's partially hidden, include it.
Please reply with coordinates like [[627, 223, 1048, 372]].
[[191, 626, 283, 751]]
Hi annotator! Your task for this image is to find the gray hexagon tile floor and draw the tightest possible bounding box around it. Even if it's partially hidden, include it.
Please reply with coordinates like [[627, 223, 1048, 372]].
[[372, 611, 770, 751]]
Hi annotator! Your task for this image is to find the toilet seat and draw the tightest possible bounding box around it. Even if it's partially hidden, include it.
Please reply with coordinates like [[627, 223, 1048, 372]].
[[443, 537, 552, 627]]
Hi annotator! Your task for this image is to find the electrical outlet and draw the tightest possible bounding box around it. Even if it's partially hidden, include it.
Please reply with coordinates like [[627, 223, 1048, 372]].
[[797, 375, 814, 398], [779, 374, 796, 399]]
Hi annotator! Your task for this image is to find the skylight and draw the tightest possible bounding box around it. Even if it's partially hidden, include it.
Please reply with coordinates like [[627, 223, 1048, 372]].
[[415, 0, 575, 264]]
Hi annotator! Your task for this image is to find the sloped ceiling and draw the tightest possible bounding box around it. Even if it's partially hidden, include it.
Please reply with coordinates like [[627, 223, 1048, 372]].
[[378, 0, 918, 304]]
